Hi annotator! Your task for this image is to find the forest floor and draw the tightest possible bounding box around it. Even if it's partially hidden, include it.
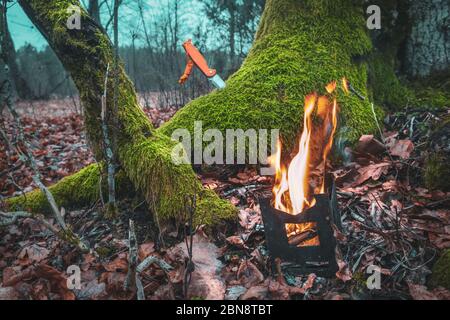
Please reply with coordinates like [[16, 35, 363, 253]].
[[0, 99, 449, 300]]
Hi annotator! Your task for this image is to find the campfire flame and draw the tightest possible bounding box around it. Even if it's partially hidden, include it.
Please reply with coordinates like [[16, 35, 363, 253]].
[[269, 80, 342, 215], [268, 80, 343, 245]]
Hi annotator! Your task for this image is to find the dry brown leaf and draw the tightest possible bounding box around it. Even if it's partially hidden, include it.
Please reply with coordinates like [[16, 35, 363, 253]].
[[0, 287, 19, 300], [356, 135, 385, 156], [407, 282, 438, 300], [226, 235, 248, 249], [230, 196, 240, 206], [18, 244, 50, 265], [389, 139, 414, 159], [336, 260, 352, 282], [351, 162, 390, 187], [177, 234, 226, 300], [99, 272, 127, 293], [237, 260, 264, 288], [302, 273, 317, 291], [103, 256, 128, 273], [240, 285, 269, 300], [138, 242, 155, 260]]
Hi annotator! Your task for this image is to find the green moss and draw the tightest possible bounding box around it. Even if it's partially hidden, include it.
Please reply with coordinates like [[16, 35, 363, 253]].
[[368, 52, 449, 110], [413, 86, 450, 110], [195, 189, 237, 226], [6, 163, 134, 213], [95, 246, 114, 258], [368, 52, 414, 109], [119, 131, 236, 223], [424, 154, 450, 192], [430, 249, 450, 290], [159, 0, 381, 150], [6, 164, 104, 213]]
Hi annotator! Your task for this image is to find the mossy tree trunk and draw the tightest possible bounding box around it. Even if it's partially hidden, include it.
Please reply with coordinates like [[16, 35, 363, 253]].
[[9, 0, 236, 225], [6, 0, 448, 223]]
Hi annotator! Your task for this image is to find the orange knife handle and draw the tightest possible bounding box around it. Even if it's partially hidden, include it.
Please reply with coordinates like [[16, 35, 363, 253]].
[[179, 57, 195, 85], [182, 39, 216, 78]]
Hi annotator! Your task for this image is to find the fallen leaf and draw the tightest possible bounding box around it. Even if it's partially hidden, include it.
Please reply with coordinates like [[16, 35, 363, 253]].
[[177, 234, 226, 300], [230, 196, 240, 206], [138, 242, 155, 260], [99, 272, 127, 293], [237, 260, 264, 288], [76, 279, 107, 300], [356, 135, 385, 156], [301, 273, 316, 291], [225, 285, 247, 300], [18, 244, 50, 265], [0, 287, 19, 300], [389, 139, 414, 159], [407, 282, 438, 300], [267, 278, 306, 300], [240, 285, 269, 300], [336, 260, 352, 282], [226, 236, 248, 249], [103, 257, 128, 273], [351, 162, 390, 187]]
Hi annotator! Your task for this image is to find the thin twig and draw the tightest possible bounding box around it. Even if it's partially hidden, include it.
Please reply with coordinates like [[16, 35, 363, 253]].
[[183, 193, 196, 299]]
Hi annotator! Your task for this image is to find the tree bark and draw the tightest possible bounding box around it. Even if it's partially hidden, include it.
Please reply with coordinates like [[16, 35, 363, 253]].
[[405, 0, 449, 78], [88, 0, 101, 26], [368, 0, 449, 109]]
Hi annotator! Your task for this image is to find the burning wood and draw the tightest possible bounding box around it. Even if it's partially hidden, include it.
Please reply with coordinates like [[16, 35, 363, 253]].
[[260, 79, 347, 275], [287, 228, 319, 247]]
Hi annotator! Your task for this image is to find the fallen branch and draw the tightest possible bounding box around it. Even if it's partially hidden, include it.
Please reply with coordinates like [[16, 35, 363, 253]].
[[0, 211, 31, 226], [136, 255, 173, 274], [124, 219, 149, 300], [101, 63, 117, 216]]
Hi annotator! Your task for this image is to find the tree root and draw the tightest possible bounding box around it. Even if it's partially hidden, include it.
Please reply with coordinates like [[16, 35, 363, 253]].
[[5, 159, 236, 226]]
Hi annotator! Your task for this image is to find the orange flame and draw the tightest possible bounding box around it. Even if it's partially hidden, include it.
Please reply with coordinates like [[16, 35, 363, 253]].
[[320, 98, 338, 193], [342, 77, 349, 94], [271, 82, 339, 215], [325, 81, 336, 94]]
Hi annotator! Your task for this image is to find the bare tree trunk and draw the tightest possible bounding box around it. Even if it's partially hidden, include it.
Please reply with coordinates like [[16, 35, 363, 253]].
[[88, 0, 102, 26], [0, 0, 32, 99], [228, 5, 236, 64]]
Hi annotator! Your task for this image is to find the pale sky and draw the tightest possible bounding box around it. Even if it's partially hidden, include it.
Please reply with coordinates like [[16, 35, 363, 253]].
[[7, 0, 206, 50]]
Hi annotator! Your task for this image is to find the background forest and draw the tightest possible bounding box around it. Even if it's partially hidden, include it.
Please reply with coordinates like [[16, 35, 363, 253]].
[[4, 0, 264, 106]]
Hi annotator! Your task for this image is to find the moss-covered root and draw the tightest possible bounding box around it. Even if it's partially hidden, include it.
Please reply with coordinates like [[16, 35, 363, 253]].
[[5, 154, 236, 226], [6, 163, 133, 214], [6, 164, 103, 213], [119, 131, 237, 224], [430, 249, 450, 290]]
